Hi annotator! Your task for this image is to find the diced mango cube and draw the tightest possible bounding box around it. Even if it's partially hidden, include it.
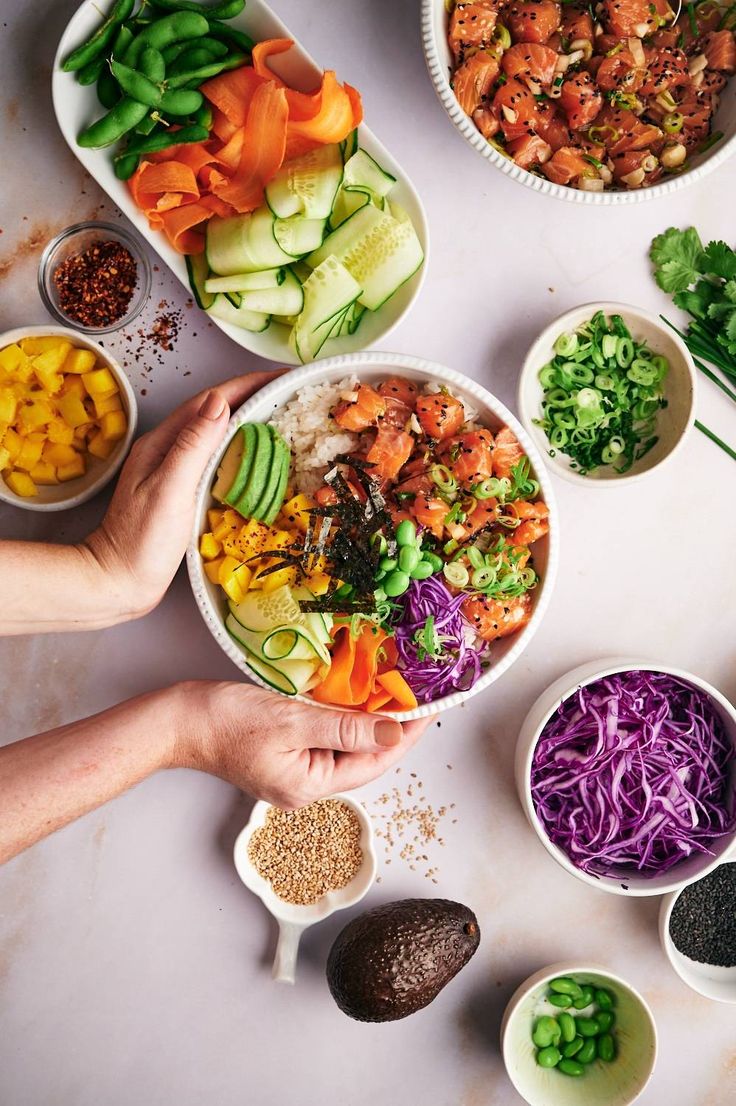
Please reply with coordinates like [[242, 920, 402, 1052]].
[[87, 431, 116, 460], [47, 418, 75, 445], [57, 454, 86, 482], [58, 393, 89, 429], [2, 427, 23, 461], [93, 393, 122, 418], [235, 519, 268, 558], [43, 442, 79, 467], [29, 461, 58, 485], [82, 367, 118, 397], [100, 410, 127, 442], [34, 368, 64, 394], [0, 388, 18, 424], [213, 509, 241, 542], [0, 446, 10, 471], [262, 529, 292, 553], [219, 556, 250, 603], [199, 532, 222, 560], [5, 470, 37, 497], [62, 347, 96, 375], [0, 344, 24, 375], [21, 337, 69, 356], [33, 344, 70, 377], [281, 493, 316, 533], [208, 508, 225, 531], [12, 355, 34, 383], [15, 438, 44, 472], [19, 399, 54, 432], [307, 572, 332, 596], [261, 565, 298, 593], [204, 557, 224, 585], [60, 375, 87, 399]]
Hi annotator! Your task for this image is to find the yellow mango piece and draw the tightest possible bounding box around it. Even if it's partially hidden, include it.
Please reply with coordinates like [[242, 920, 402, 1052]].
[[204, 557, 224, 585], [58, 393, 89, 429], [262, 529, 292, 553], [93, 393, 122, 418], [234, 519, 268, 558], [199, 532, 223, 560], [307, 571, 332, 596], [13, 356, 34, 383], [3, 427, 23, 461], [27, 432, 47, 443], [29, 461, 58, 485], [261, 565, 298, 593], [0, 446, 10, 471], [208, 508, 225, 531], [57, 454, 86, 482], [0, 344, 24, 374], [62, 347, 96, 375], [213, 509, 241, 542], [82, 367, 118, 397], [0, 388, 18, 425], [43, 442, 78, 467], [100, 410, 127, 442], [15, 438, 44, 472], [281, 493, 316, 533], [87, 431, 116, 460], [20, 337, 68, 356], [61, 375, 88, 399], [47, 418, 75, 445], [5, 469, 37, 497], [219, 556, 250, 603], [33, 344, 70, 377], [19, 400, 54, 432]]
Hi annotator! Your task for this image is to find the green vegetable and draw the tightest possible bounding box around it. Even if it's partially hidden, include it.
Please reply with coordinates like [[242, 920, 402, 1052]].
[[557, 1013, 576, 1043], [537, 1046, 562, 1068], [594, 988, 614, 1009], [422, 551, 443, 574], [547, 993, 573, 1009], [442, 562, 469, 589], [575, 1018, 600, 1038], [577, 1038, 597, 1064], [383, 570, 410, 597], [562, 1037, 584, 1058], [62, 0, 135, 71], [395, 519, 417, 547], [151, 0, 245, 16], [558, 1059, 585, 1077], [595, 1010, 615, 1033], [398, 546, 420, 574], [598, 1033, 616, 1062], [379, 556, 397, 573], [532, 1016, 561, 1049], [410, 560, 434, 581], [550, 980, 584, 999], [572, 985, 595, 1010]]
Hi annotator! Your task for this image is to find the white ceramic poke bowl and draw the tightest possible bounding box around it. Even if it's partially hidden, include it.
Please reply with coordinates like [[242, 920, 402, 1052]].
[[515, 658, 736, 897], [187, 350, 559, 721], [517, 303, 697, 487], [420, 0, 736, 205], [658, 862, 736, 1004]]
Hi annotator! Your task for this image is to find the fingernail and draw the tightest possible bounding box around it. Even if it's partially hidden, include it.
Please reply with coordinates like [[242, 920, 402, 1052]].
[[374, 720, 401, 747], [198, 390, 227, 420]]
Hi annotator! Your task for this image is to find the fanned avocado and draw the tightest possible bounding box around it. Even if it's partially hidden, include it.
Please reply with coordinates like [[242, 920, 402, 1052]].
[[250, 427, 289, 522], [326, 899, 480, 1022], [212, 424, 256, 507], [232, 423, 273, 519], [260, 429, 291, 524]]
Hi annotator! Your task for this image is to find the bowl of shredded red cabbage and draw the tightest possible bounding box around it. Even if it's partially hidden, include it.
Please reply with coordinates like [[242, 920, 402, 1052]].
[[529, 669, 736, 892]]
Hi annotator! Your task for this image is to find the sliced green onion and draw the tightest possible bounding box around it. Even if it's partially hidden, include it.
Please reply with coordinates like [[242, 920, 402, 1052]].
[[601, 334, 618, 360], [467, 545, 485, 570], [595, 373, 615, 390], [443, 561, 469, 588], [539, 364, 557, 388], [663, 112, 684, 134], [471, 567, 496, 589], [472, 478, 496, 499], [492, 22, 511, 48], [430, 463, 457, 494], [616, 338, 634, 367], [554, 332, 578, 357]]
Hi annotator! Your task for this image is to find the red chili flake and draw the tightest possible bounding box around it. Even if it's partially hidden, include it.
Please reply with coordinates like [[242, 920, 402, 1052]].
[[53, 239, 137, 328]]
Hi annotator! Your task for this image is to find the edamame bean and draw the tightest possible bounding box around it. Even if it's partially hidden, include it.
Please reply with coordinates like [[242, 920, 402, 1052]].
[[562, 1037, 584, 1059], [114, 153, 139, 180], [395, 519, 417, 548], [78, 96, 150, 148], [557, 1013, 576, 1043], [165, 51, 248, 88], [162, 36, 228, 63], [207, 19, 255, 53], [422, 552, 443, 574], [123, 11, 209, 67], [536, 1046, 561, 1069], [169, 45, 223, 72], [63, 0, 135, 72], [549, 977, 583, 999], [114, 121, 209, 178], [379, 556, 397, 573], [598, 1033, 616, 1062], [410, 560, 434, 580], [152, 0, 245, 17], [111, 59, 163, 106], [97, 66, 121, 109], [78, 55, 106, 85], [575, 1017, 599, 1038], [595, 1010, 615, 1034], [594, 988, 614, 1010], [548, 994, 572, 1009], [572, 985, 595, 1009], [159, 88, 203, 113], [531, 1016, 561, 1049], [577, 1038, 597, 1065], [558, 1059, 584, 1077], [383, 570, 410, 597], [398, 546, 420, 574]]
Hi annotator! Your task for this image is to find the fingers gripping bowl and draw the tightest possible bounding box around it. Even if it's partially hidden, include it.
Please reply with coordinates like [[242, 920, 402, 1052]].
[[187, 352, 558, 721]]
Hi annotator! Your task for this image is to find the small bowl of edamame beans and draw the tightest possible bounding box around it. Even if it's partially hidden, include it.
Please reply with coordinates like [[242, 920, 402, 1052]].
[[501, 961, 657, 1106]]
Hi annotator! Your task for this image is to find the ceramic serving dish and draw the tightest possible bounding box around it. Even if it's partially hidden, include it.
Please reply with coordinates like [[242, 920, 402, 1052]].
[[0, 325, 137, 512], [52, 0, 428, 365], [658, 862, 736, 1004], [420, 0, 736, 205], [516, 658, 736, 896], [501, 961, 657, 1106], [187, 350, 559, 721], [517, 303, 696, 487]]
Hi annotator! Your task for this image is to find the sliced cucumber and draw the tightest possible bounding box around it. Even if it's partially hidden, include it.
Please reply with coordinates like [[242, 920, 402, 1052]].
[[330, 185, 372, 229], [204, 268, 285, 293], [225, 291, 242, 307], [238, 269, 304, 318], [230, 585, 302, 632], [340, 128, 359, 161], [186, 251, 214, 310], [226, 617, 317, 695], [293, 257, 362, 364], [344, 148, 396, 197], [331, 300, 367, 338], [307, 204, 424, 312], [207, 294, 271, 332], [265, 143, 344, 220], [290, 260, 312, 283], [207, 209, 293, 275], [273, 216, 327, 258], [227, 618, 329, 665]]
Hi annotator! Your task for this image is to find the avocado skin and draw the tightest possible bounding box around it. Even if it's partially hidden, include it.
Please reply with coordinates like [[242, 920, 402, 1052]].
[[326, 898, 480, 1022]]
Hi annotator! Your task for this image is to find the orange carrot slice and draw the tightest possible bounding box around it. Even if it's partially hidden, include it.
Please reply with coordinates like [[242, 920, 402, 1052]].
[[365, 688, 394, 713], [375, 670, 418, 711], [135, 161, 200, 198], [211, 81, 288, 213], [251, 37, 292, 83], [312, 623, 387, 707], [158, 202, 212, 253], [285, 72, 362, 159], [201, 64, 266, 127]]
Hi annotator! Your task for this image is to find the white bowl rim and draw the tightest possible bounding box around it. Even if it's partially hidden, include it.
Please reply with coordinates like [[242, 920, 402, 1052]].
[[517, 657, 736, 896], [186, 349, 560, 721], [501, 959, 658, 1105], [420, 0, 736, 205], [0, 324, 137, 512], [658, 862, 736, 1004], [516, 301, 698, 488]]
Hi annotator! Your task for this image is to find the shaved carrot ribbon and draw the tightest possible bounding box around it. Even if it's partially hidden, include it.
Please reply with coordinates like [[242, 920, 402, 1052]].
[[127, 39, 362, 254], [311, 623, 418, 713]]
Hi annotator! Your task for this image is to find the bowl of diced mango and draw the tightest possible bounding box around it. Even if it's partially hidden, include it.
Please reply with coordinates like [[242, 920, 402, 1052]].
[[0, 327, 136, 511]]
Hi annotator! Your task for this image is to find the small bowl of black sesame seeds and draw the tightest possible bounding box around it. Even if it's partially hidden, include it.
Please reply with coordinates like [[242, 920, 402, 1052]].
[[659, 860, 736, 1004], [38, 221, 151, 335]]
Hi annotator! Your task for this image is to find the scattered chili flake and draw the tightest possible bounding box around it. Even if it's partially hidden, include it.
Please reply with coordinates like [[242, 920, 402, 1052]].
[[53, 239, 137, 328]]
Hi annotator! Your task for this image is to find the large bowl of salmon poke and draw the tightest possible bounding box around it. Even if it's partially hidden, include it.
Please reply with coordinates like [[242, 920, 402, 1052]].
[[187, 352, 558, 719], [421, 0, 736, 202]]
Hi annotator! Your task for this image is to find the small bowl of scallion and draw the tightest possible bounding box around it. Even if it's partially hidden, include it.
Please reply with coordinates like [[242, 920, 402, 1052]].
[[518, 303, 696, 486]]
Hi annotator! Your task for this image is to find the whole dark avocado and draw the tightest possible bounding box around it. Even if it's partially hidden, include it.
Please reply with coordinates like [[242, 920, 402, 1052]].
[[326, 898, 480, 1022]]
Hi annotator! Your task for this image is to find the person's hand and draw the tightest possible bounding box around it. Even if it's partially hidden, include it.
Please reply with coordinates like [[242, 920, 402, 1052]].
[[82, 372, 281, 621], [173, 681, 434, 807]]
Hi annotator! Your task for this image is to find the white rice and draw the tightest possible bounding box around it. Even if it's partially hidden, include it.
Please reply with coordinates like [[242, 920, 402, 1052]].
[[270, 375, 361, 495]]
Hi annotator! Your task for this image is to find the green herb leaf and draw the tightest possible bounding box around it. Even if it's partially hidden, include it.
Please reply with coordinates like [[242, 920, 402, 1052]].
[[650, 227, 705, 293], [702, 240, 736, 280]]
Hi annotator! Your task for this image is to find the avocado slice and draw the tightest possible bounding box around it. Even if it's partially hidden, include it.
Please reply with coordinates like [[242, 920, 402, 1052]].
[[212, 424, 254, 505], [326, 899, 480, 1022], [232, 423, 273, 519], [260, 429, 291, 524], [250, 428, 289, 522]]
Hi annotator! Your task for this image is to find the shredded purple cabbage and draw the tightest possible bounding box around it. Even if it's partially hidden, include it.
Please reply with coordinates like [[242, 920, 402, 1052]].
[[391, 577, 489, 703], [530, 670, 736, 880]]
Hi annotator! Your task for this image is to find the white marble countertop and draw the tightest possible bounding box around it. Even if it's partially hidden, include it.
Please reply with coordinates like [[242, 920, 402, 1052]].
[[1, 1, 736, 1104]]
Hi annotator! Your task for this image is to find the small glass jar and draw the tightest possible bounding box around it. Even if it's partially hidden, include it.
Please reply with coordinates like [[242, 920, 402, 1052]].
[[37, 221, 152, 334]]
